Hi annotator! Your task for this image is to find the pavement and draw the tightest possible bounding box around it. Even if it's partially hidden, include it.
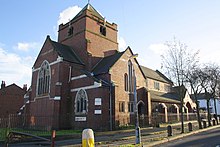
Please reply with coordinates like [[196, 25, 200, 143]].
[[5, 120, 220, 147]]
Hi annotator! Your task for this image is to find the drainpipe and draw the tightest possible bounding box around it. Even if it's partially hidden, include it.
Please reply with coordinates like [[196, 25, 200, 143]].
[[98, 79, 114, 131], [109, 83, 113, 131]]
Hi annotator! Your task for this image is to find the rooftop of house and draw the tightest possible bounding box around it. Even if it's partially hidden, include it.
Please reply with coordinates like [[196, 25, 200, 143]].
[[150, 90, 181, 103], [0, 81, 27, 92], [140, 66, 172, 84], [190, 93, 220, 101]]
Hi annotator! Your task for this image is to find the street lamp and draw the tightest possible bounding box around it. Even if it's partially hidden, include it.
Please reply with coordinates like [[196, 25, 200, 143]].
[[129, 54, 141, 145]]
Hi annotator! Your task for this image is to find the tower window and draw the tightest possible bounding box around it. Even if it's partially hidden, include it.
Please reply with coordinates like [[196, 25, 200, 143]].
[[100, 26, 106, 36], [68, 26, 74, 36], [37, 60, 51, 96]]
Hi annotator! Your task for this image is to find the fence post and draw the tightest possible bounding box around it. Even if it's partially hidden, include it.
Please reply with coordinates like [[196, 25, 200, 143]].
[[203, 121, 207, 128], [4, 126, 9, 147], [188, 122, 192, 132], [51, 130, 56, 147], [212, 119, 216, 126], [167, 125, 172, 137]]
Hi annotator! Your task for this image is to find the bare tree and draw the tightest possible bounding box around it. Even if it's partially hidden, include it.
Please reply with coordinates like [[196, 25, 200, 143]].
[[162, 37, 199, 133], [200, 64, 220, 125], [208, 64, 220, 125], [185, 68, 203, 129], [215, 82, 220, 124], [198, 66, 212, 126]]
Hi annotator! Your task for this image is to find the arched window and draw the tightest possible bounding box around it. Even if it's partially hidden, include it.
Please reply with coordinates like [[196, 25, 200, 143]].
[[68, 26, 74, 36], [37, 60, 50, 96], [100, 25, 106, 36], [124, 73, 128, 91], [75, 89, 88, 114], [128, 60, 133, 92]]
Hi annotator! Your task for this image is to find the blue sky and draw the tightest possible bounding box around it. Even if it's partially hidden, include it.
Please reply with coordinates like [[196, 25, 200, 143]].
[[1, 0, 220, 87]]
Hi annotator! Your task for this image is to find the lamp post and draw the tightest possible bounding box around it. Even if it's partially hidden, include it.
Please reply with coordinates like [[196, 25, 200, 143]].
[[130, 54, 141, 144]]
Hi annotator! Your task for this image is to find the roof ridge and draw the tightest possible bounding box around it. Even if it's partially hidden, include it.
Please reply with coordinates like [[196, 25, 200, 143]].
[[140, 65, 172, 84], [72, 3, 103, 21], [49, 39, 84, 65], [0, 83, 24, 91]]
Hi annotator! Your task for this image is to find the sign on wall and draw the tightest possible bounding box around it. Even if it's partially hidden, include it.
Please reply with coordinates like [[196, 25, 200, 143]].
[[94, 110, 102, 114], [95, 98, 102, 105], [75, 117, 86, 121]]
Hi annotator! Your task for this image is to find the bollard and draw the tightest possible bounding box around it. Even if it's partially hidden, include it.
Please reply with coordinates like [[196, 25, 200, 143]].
[[51, 130, 56, 147], [188, 122, 192, 132], [82, 129, 94, 147], [212, 119, 216, 126], [203, 121, 207, 128], [167, 125, 172, 137]]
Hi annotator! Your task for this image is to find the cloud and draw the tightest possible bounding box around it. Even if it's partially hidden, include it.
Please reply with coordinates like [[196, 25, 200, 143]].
[[0, 47, 33, 87], [58, 6, 82, 25], [53, 5, 82, 38], [118, 37, 127, 51], [14, 42, 40, 51], [149, 43, 168, 55]]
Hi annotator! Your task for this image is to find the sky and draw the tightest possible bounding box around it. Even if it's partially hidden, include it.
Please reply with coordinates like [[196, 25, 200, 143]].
[[1, 0, 220, 88]]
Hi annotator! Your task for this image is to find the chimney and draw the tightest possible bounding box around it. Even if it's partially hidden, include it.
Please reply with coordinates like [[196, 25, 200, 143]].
[[1, 81, 5, 89], [23, 84, 27, 91]]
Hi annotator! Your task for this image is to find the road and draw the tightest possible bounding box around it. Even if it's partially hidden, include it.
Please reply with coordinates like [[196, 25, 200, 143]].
[[155, 127, 220, 147], [5, 122, 218, 147]]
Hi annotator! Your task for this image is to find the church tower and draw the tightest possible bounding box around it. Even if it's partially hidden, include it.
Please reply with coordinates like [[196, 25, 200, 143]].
[[58, 4, 118, 70]]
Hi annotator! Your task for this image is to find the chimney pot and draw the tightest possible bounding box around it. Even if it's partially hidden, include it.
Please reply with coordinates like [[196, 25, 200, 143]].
[[1, 81, 5, 89], [23, 84, 27, 91]]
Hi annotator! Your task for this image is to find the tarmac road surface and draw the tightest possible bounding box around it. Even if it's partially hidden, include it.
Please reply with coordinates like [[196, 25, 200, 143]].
[[155, 126, 220, 147]]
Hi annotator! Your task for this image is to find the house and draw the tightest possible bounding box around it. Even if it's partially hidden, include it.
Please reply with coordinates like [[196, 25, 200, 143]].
[[25, 3, 196, 130], [193, 93, 220, 115], [0, 81, 26, 118], [141, 66, 196, 123]]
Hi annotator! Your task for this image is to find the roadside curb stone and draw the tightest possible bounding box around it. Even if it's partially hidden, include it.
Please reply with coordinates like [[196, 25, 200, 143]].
[[145, 125, 220, 147]]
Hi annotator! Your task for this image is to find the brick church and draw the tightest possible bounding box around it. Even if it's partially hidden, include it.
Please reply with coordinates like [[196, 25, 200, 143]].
[[25, 3, 195, 131]]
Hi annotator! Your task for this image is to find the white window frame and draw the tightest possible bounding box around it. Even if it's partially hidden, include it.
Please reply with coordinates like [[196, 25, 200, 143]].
[[75, 89, 88, 115], [36, 60, 51, 96]]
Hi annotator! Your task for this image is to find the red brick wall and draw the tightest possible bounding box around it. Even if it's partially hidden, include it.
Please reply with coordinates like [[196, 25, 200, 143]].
[[58, 8, 118, 71], [0, 84, 26, 117], [29, 38, 65, 129], [72, 87, 110, 131], [58, 17, 88, 67], [110, 49, 148, 127]]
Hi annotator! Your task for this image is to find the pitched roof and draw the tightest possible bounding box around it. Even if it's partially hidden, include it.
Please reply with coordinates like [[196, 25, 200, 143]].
[[190, 93, 216, 101], [73, 4, 104, 21], [92, 51, 124, 75], [172, 85, 187, 95], [150, 90, 180, 103], [140, 66, 172, 84], [0, 83, 25, 92], [50, 39, 84, 65]]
